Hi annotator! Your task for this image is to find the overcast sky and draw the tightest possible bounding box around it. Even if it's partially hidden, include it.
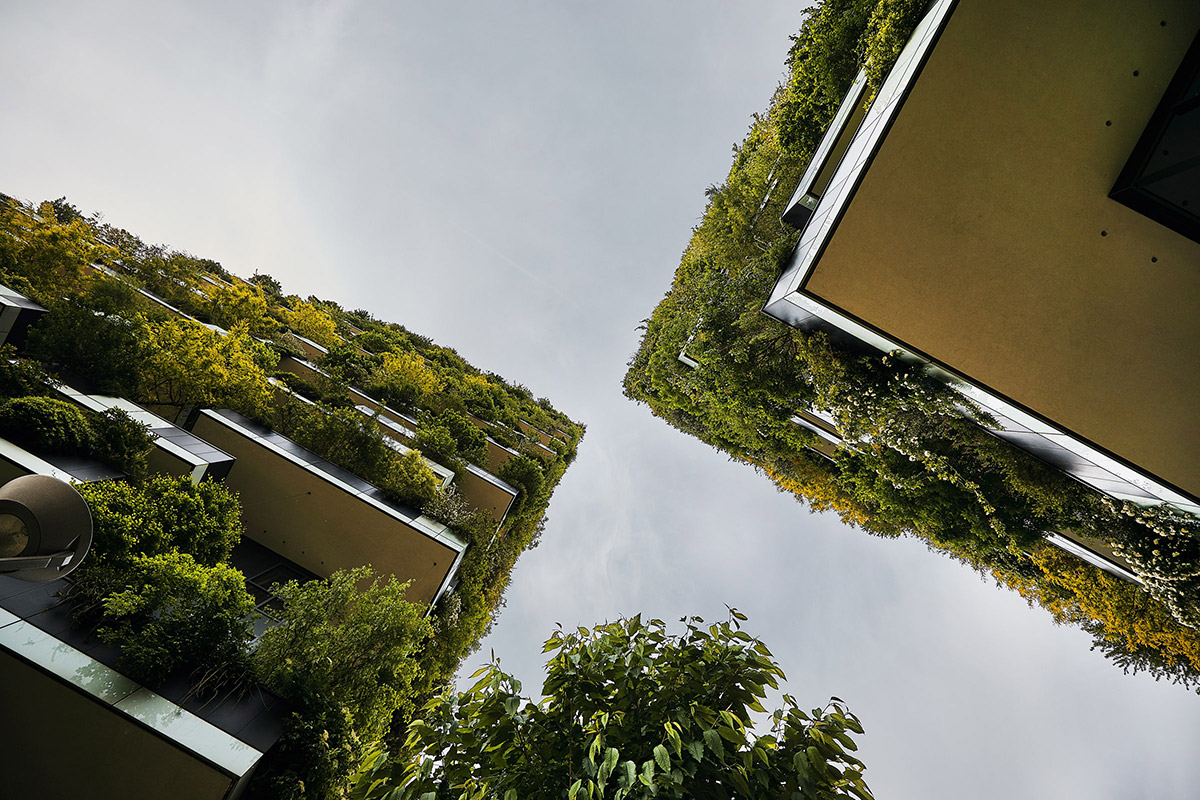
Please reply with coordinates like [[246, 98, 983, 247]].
[[4, 2, 1198, 798]]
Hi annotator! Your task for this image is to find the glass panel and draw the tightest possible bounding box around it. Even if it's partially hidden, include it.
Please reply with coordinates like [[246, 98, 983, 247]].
[[116, 688, 263, 776]]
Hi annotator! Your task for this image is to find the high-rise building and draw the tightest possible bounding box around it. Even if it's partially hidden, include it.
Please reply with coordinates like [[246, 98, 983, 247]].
[[0, 197, 582, 798], [765, 0, 1200, 519], [625, 0, 1200, 635]]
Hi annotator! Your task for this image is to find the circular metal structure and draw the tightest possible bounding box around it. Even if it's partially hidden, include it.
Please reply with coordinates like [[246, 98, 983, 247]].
[[0, 474, 93, 582]]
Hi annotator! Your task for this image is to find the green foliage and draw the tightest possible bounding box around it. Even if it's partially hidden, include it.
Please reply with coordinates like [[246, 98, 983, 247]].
[[459, 375, 507, 423], [1107, 501, 1200, 629], [353, 614, 873, 800], [274, 403, 440, 511], [285, 300, 340, 348], [273, 369, 353, 408], [498, 454, 545, 516], [0, 396, 97, 454], [0, 394, 152, 478], [253, 695, 362, 800], [250, 272, 284, 299], [99, 551, 253, 682], [391, 449, 440, 510], [75, 476, 245, 591], [145, 474, 245, 565], [438, 410, 488, 464], [623, 0, 1200, 654], [773, 0, 911, 156], [251, 568, 432, 799], [134, 317, 279, 414], [321, 341, 378, 388], [25, 296, 144, 395], [0, 347, 51, 397], [0, 198, 105, 303], [1001, 546, 1200, 686], [205, 282, 280, 337], [368, 349, 442, 411], [90, 408, 156, 480], [0, 190, 585, 750], [355, 330, 394, 354], [16, 435, 256, 733], [255, 567, 432, 740], [861, 0, 929, 93], [410, 410, 487, 471], [413, 421, 459, 467], [49, 196, 85, 224], [285, 405, 398, 485]]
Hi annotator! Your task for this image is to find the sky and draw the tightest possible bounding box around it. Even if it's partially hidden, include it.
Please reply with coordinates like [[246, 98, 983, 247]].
[[3, 2, 1199, 798]]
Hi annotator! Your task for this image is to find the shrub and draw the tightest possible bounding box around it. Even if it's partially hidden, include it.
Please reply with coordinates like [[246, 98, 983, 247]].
[[413, 421, 459, 466], [99, 551, 254, 681], [284, 405, 395, 486], [437, 410, 488, 465], [387, 449, 440, 511], [90, 408, 155, 481], [251, 567, 431, 798], [0, 349, 50, 397], [74, 476, 245, 596], [0, 396, 96, 454]]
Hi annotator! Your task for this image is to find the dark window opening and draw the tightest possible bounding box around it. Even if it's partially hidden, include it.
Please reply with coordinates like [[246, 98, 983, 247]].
[[1111, 30, 1200, 244]]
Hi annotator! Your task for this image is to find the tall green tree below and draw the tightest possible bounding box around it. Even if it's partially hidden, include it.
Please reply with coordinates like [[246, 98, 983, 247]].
[[352, 613, 872, 800]]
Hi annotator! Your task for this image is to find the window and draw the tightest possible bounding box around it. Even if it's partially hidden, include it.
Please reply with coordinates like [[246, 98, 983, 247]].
[[1111, 31, 1200, 244]]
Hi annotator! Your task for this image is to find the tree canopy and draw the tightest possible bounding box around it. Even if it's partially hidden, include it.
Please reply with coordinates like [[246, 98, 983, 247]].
[[352, 613, 873, 800]]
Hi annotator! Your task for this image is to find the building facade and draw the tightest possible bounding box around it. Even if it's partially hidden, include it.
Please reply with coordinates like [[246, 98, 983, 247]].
[[765, 0, 1200, 519]]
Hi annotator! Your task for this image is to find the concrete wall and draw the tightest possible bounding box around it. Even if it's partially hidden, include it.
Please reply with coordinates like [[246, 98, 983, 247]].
[[0, 651, 235, 800], [804, 0, 1200, 497], [456, 469, 516, 524], [193, 414, 457, 605]]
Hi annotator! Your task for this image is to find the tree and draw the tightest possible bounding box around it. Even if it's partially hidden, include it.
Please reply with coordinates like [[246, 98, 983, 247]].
[[250, 271, 284, 299], [205, 282, 280, 337], [0, 198, 105, 302], [255, 567, 432, 740], [369, 350, 443, 410], [352, 613, 873, 800], [73, 475, 245, 591], [251, 568, 432, 799], [285, 300, 340, 348], [98, 551, 254, 681], [23, 278, 145, 395], [134, 317, 278, 413]]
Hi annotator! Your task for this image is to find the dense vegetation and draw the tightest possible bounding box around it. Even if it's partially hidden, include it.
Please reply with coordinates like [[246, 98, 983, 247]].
[[351, 613, 874, 800], [622, 0, 1200, 690], [0, 190, 583, 797]]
